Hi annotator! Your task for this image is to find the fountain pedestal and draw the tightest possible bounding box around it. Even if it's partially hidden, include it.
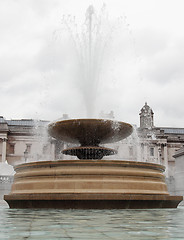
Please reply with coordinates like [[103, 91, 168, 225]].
[[4, 119, 183, 208], [4, 160, 183, 208]]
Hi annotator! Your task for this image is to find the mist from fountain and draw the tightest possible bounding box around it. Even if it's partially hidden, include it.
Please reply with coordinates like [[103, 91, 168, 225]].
[[31, 5, 139, 161], [61, 5, 120, 117], [32, 120, 51, 161]]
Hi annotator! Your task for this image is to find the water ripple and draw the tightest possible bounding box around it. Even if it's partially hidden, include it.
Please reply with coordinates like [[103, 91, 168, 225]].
[[0, 202, 184, 240]]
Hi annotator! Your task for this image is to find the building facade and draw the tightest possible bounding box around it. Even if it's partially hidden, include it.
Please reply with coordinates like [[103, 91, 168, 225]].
[[137, 103, 184, 194], [0, 117, 55, 166], [138, 103, 184, 177], [173, 147, 184, 196], [102, 103, 184, 194]]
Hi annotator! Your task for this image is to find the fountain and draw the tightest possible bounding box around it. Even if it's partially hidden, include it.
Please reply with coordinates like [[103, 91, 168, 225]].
[[48, 119, 133, 159], [4, 6, 183, 208], [4, 118, 183, 208]]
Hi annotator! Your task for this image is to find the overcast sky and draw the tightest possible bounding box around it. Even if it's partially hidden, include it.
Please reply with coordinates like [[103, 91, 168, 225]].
[[1, 0, 184, 127]]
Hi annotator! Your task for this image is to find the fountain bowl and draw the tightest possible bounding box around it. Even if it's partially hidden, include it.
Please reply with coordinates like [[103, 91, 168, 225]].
[[48, 118, 133, 146]]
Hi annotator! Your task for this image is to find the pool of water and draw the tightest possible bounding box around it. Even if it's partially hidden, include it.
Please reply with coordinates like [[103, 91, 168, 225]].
[[1, 201, 184, 240]]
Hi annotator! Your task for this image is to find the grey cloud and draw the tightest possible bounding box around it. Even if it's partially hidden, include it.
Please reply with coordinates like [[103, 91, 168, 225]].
[[141, 41, 184, 84], [0, 0, 184, 128], [135, 28, 169, 57]]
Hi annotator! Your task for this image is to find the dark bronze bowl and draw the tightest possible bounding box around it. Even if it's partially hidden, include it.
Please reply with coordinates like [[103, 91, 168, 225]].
[[62, 146, 117, 159], [48, 119, 133, 146]]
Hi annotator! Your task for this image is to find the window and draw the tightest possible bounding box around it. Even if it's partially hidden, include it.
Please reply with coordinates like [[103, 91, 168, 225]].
[[150, 147, 154, 156], [9, 144, 15, 154], [26, 144, 32, 154]]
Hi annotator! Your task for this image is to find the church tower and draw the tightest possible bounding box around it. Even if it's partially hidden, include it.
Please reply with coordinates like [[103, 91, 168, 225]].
[[139, 102, 154, 129]]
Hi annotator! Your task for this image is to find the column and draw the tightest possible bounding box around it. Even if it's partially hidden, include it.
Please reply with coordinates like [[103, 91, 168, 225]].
[[157, 146, 162, 164], [141, 143, 144, 162], [164, 144, 168, 177], [2, 138, 7, 163], [136, 144, 141, 162], [144, 144, 148, 162], [158, 143, 163, 166]]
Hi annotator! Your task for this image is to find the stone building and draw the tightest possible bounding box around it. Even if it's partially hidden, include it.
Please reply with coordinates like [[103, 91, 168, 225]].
[[138, 103, 184, 179], [173, 147, 184, 196], [105, 103, 184, 194], [137, 103, 184, 194], [0, 116, 57, 199], [0, 117, 55, 166]]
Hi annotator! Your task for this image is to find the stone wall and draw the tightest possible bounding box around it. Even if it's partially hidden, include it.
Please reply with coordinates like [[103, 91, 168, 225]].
[[173, 148, 184, 196]]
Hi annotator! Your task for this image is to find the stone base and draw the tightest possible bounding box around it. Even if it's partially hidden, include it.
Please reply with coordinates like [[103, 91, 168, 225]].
[[4, 193, 183, 209], [4, 160, 183, 209]]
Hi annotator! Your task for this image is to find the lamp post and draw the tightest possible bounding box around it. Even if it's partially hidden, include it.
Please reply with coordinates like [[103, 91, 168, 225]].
[[24, 149, 28, 163]]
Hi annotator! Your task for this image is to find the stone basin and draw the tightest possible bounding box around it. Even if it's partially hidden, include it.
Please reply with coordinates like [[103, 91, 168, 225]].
[[4, 160, 183, 209]]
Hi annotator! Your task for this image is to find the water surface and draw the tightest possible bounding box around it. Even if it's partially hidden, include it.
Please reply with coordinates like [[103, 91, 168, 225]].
[[0, 201, 184, 240]]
